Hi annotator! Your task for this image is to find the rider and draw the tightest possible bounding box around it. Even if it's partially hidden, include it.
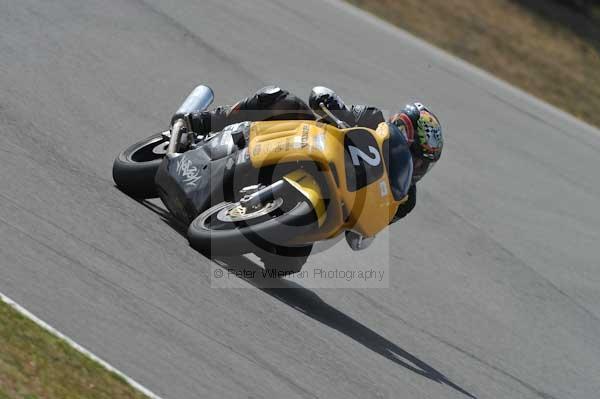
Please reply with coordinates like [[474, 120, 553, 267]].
[[189, 85, 443, 222], [189, 85, 315, 133]]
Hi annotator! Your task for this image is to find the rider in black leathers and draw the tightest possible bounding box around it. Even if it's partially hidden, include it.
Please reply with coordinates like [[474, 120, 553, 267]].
[[189, 85, 385, 135]]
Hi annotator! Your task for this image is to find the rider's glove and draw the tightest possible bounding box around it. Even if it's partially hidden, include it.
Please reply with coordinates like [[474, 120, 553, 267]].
[[190, 106, 230, 135], [189, 111, 211, 135], [309, 86, 348, 113]]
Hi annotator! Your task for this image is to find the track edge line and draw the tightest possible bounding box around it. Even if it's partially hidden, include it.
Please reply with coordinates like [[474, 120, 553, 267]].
[[0, 292, 165, 399]]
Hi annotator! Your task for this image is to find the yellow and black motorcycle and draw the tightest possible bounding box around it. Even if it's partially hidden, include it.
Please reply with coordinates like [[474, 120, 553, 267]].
[[113, 85, 413, 273]]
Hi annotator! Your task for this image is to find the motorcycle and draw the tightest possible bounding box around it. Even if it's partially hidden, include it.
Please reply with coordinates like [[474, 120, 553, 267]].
[[113, 85, 413, 274]]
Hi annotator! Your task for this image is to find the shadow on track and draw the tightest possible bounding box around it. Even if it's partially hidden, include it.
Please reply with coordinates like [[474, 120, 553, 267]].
[[138, 198, 476, 398], [212, 256, 477, 399]]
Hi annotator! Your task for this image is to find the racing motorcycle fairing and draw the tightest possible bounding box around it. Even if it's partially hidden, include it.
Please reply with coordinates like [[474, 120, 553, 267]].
[[282, 169, 327, 227], [248, 120, 411, 238], [382, 122, 413, 201], [156, 118, 412, 242], [154, 122, 253, 224]]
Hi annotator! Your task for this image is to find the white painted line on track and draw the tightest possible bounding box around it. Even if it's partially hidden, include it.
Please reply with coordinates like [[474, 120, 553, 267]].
[[0, 292, 165, 399]]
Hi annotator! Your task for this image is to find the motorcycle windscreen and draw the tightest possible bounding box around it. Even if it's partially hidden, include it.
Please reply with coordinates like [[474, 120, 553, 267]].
[[381, 123, 413, 201]]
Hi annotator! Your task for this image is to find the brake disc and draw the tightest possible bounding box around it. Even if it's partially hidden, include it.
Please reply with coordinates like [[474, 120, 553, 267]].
[[216, 198, 284, 222]]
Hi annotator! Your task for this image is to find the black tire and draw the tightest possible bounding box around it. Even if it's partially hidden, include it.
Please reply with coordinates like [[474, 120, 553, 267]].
[[187, 194, 318, 257], [259, 244, 313, 276], [112, 133, 168, 198]]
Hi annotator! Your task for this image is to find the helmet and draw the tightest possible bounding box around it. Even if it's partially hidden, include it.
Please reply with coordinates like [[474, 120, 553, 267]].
[[389, 102, 443, 183]]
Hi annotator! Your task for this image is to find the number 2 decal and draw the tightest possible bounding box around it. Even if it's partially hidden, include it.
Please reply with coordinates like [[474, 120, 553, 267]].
[[348, 145, 381, 167], [343, 129, 384, 191]]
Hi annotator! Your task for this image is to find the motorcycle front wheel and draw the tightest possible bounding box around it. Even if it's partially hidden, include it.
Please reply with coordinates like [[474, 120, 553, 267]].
[[187, 189, 318, 263], [112, 133, 168, 198]]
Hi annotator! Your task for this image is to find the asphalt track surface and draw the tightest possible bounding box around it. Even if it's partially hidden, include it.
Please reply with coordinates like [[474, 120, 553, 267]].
[[1, 0, 600, 398]]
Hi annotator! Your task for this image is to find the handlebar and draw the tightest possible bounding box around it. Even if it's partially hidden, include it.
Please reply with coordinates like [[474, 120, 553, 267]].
[[319, 102, 351, 129]]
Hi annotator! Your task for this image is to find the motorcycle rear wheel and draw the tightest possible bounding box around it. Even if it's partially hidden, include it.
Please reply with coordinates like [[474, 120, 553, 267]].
[[112, 133, 168, 198]]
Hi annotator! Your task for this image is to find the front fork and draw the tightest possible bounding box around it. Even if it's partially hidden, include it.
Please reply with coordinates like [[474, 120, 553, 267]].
[[238, 170, 326, 228]]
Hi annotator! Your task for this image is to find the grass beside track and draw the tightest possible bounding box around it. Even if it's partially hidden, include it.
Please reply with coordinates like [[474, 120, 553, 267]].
[[0, 299, 147, 399], [347, 0, 600, 128]]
